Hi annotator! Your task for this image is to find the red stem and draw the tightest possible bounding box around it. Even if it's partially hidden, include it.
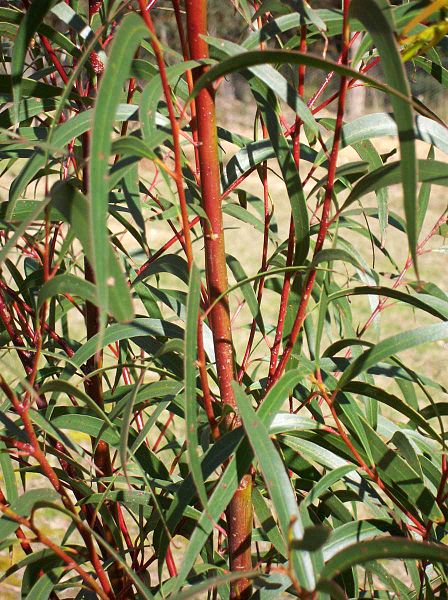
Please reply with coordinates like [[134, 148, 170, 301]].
[[314, 371, 426, 536], [266, 1, 352, 392], [269, 22, 307, 379], [185, 3, 253, 597]]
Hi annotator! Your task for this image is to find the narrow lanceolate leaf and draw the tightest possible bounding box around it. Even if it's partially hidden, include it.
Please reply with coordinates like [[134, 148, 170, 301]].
[[0, 442, 18, 504], [327, 285, 448, 321], [227, 254, 265, 334], [322, 519, 400, 562], [338, 321, 448, 389], [39, 381, 116, 429], [303, 465, 356, 509], [50, 1, 97, 49], [185, 264, 208, 510], [417, 146, 435, 237], [170, 370, 315, 595], [169, 571, 260, 600], [258, 369, 313, 425], [314, 113, 448, 166], [11, 0, 55, 126], [37, 274, 97, 309], [0, 196, 52, 264], [349, 0, 419, 270], [321, 538, 448, 581], [205, 36, 318, 137], [120, 373, 146, 484], [259, 99, 310, 264], [344, 382, 442, 443], [0, 489, 59, 539], [50, 182, 134, 323], [343, 159, 448, 210], [89, 13, 148, 320], [233, 383, 316, 591], [191, 50, 418, 110], [358, 417, 443, 523], [170, 438, 253, 596]]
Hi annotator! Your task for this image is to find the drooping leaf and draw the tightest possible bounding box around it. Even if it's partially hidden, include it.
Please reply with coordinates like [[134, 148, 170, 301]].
[[89, 13, 148, 319]]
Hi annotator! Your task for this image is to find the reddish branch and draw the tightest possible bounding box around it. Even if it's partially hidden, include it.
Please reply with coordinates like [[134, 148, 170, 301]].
[[0, 501, 110, 600], [138, 0, 194, 267], [0, 487, 32, 555], [238, 8, 273, 381], [314, 371, 427, 536], [0, 377, 114, 597], [138, 0, 216, 451], [269, 22, 307, 379], [266, 0, 352, 392], [185, 2, 253, 597]]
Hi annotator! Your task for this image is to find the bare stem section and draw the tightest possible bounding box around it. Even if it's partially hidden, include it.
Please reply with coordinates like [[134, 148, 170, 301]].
[[185, 2, 253, 596]]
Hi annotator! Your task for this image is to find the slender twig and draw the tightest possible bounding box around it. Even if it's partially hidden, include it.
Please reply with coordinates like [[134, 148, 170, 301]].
[[266, 0, 352, 392]]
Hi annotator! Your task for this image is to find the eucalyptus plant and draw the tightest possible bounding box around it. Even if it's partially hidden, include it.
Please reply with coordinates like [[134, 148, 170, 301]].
[[0, 0, 447, 599]]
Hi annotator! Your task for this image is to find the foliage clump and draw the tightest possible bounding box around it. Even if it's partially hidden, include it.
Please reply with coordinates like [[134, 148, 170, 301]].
[[0, 1, 447, 598]]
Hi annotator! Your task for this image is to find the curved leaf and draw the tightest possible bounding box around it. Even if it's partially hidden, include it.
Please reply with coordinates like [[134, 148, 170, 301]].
[[337, 321, 448, 389], [321, 537, 448, 580], [89, 13, 148, 318]]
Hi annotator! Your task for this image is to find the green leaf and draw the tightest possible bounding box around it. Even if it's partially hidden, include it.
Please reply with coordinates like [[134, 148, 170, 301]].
[[185, 263, 209, 510], [227, 254, 265, 334], [0, 196, 52, 264], [39, 381, 115, 429], [170, 368, 318, 595], [321, 537, 448, 580], [310, 248, 367, 273], [191, 50, 419, 113], [68, 318, 183, 370], [50, 1, 97, 48], [205, 36, 318, 137], [349, 0, 418, 269], [24, 566, 64, 600], [119, 372, 146, 485], [37, 273, 97, 309], [222, 140, 316, 191], [358, 417, 443, 523], [259, 99, 310, 264], [0, 442, 18, 504], [258, 369, 313, 425], [169, 436, 252, 595], [0, 74, 88, 102], [344, 381, 442, 443], [322, 519, 399, 562], [252, 487, 287, 557], [89, 13, 148, 319], [0, 489, 59, 539], [302, 465, 355, 509], [343, 159, 448, 211], [233, 383, 316, 591], [337, 321, 448, 389], [8, 104, 137, 214], [11, 0, 57, 126], [417, 145, 435, 236], [168, 571, 260, 600], [327, 285, 448, 321], [50, 181, 134, 323], [314, 113, 448, 166]]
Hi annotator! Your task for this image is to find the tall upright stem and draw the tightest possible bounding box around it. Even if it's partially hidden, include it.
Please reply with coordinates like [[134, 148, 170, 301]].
[[267, 0, 352, 391], [185, 3, 252, 597]]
